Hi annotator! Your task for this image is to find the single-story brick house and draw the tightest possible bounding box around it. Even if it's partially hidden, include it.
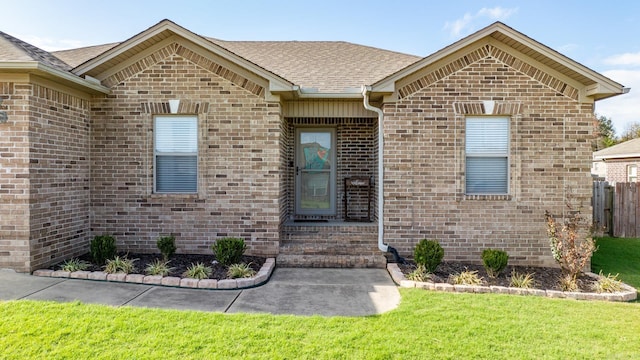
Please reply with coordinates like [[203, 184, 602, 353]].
[[593, 138, 640, 182], [0, 20, 626, 272]]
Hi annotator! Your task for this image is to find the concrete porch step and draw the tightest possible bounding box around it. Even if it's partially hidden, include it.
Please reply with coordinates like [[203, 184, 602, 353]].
[[276, 254, 387, 268]]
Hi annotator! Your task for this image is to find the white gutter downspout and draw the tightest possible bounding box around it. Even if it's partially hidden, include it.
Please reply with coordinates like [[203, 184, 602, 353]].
[[362, 86, 388, 253]]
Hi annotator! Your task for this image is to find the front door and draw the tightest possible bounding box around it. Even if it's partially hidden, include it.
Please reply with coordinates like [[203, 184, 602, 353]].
[[295, 128, 336, 216]]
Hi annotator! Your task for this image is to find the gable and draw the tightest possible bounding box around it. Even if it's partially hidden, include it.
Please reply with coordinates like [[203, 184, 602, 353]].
[[97, 39, 266, 97], [395, 41, 579, 102], [73, 20, 292, 99], [372, 22, 624, 104]]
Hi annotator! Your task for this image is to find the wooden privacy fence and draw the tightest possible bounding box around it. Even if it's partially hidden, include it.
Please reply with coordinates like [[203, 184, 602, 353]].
[[593, 181, 640, 237], [592, 180, 613, 235]]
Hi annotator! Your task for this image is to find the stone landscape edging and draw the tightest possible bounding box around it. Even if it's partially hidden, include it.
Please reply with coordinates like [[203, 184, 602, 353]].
[[386, 263, 638, 302], [33, 258, 276, 290]]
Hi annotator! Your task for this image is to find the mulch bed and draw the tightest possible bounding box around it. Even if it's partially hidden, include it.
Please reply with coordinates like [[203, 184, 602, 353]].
[[397, 260, 597, 292], [49, 253, 266, 281]]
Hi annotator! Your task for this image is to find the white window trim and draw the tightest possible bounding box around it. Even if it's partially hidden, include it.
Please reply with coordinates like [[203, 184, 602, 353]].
[[153, 115, 198, 194], [465, 116, 510, 195]]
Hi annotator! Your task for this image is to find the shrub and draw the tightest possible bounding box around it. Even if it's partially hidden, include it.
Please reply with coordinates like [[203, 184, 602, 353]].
[[184, 262, 212, 279], [227, 263, 256, 279], [481, 249, 509, 278], [545, 197, 596, 284], [450, 270, 483, 286], [212, 237, 246, 266], [406, 264, 431, 282], [510, 271, 535, 288], [90, 235, 117, 266], [157, 235, 177, 261], [145, 259, 174, 276], [104, 256, 137, 274], [559, 274, 578, 292], [60, 258, 90, 272], [413, 239, 444, 273], [591, 271, 623, 293]]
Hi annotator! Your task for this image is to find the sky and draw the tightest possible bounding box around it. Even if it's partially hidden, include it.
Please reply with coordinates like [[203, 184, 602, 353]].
[[1, 0, 638, 134]]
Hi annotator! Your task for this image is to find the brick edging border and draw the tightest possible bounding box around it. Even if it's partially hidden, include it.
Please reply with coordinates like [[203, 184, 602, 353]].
[[387, 263, 638, 302], [32, 258, 276, 290]]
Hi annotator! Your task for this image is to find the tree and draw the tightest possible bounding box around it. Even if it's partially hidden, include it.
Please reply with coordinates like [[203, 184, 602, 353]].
[[593, 115, 617, 150], [620, 121, 640, 142]]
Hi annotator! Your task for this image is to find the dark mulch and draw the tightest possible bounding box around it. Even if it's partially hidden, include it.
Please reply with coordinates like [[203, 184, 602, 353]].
[[398, 260, 597, 292], [50, 253, 266, 281]]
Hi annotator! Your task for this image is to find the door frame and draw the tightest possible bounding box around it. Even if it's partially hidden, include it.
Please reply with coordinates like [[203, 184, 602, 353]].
[[295, 127, 337, 216]]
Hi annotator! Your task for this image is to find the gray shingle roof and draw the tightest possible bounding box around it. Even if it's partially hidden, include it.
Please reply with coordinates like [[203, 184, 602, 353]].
[[0, 31, 71, 71], [594, 138, 640, 160], [207, 39, 420, 93]]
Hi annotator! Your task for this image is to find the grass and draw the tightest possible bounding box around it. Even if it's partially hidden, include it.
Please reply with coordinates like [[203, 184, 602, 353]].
[[592, 236, 640, 289], [0, 236, 638, 358], [1, 291, 639, 359]]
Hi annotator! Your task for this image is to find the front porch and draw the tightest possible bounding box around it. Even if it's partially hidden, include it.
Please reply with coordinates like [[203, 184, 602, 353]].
[[277, 220, 387, 268], [277, 108, 384, 267]]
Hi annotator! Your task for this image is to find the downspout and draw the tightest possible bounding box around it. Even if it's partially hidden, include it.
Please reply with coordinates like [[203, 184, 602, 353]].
[[362, 86, 404, 263]]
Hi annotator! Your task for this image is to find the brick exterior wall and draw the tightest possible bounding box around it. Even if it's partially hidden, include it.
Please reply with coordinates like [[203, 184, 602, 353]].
[[0, 81, 91, 272], [89, 43, 282, 257], [605, 159, 640, 183], [0, 82, 31, 271], [382, 51, 594, 267]]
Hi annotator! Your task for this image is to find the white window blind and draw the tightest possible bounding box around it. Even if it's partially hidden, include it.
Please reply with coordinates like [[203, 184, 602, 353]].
[[154, 116, 197, 193], [465, 117, 509, 194]]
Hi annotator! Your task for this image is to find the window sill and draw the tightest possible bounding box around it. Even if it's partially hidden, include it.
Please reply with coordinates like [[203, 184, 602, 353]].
[[464, 194, 512, 201]]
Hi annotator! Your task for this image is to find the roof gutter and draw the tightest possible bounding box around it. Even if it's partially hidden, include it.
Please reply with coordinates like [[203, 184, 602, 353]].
[[0, 61, 110, 94]]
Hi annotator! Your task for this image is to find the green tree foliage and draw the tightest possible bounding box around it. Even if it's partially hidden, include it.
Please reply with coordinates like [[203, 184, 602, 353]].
[[594, 115, 617, 150]]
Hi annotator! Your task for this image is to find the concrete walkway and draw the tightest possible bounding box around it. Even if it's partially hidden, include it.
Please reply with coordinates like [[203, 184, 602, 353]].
[[0, 267, 400, 316]]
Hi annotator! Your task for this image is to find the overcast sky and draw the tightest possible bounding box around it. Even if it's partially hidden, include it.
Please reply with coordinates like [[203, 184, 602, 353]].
[[2, 0, 638, 134]]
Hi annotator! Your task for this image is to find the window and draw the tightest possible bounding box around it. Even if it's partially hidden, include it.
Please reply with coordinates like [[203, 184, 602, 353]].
[[628, 165, 637, 182], [465, 116, 509, 194], [154, 115, 198, 193]]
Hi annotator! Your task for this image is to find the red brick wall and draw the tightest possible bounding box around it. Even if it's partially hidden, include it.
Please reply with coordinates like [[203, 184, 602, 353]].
[[382, 53, 594, 267], [90, 43, 281, 256], [606, 160, 640, 183]]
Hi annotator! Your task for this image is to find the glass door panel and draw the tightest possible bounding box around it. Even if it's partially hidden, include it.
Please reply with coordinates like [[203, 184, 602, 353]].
[[295, 128, 336, 215]]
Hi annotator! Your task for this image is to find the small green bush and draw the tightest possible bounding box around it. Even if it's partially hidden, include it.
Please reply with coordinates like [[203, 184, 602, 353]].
[[510, 271, 536, 288], [591, 271, 623, 293], [212, 237, 246, 266], [406, 264, 431, 282], [104, 256, 137, 274], [227, 263, 256, 279], [157, 235, 177, 261], [450, 270, 484, 286], [59, 258, 90, 272], [90, 235, 117, 266], [145, 259, 174, 276], [183, 262, 212, 280], [414, 239, 444, 273], [481, 249, 509, 278]]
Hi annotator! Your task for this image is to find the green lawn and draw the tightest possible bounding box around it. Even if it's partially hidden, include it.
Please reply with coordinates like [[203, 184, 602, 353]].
[[2, 291, 640, 359], [592, 236, 640, 289], [1, 238, 638, 359]]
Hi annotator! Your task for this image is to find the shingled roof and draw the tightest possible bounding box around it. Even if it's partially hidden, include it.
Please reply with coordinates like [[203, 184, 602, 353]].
[[594, 138, 640, 160], [0, 31, 72, 71], [51, 38, 420, 93]]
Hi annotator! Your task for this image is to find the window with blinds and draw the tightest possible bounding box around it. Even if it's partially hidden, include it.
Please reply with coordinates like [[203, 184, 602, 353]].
[[154, 115, 198, 193], [465, 117, 509, 194]]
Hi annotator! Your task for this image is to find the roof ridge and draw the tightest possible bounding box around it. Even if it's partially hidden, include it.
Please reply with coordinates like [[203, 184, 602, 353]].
[[0, 31, 71, 71]]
